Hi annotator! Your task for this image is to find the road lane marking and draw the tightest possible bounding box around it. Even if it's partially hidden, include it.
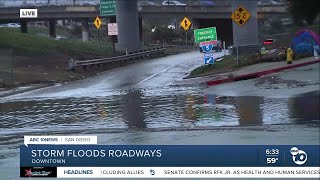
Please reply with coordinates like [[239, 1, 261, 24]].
[[131, 65, 176, 88]]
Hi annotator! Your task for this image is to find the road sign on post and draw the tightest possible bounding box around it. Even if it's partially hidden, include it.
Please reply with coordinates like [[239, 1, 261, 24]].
[[108, 23, 118, 36], [94, 17, 102, 29], [100, 0, 116, 16], [204, 53, 215, 64], [201, 44, 213, 53], [180, 17, 192, 46], [200, 41, 216, 52], [108, 23, 118, 55], [231, 5, 251, 27], [194, 27, 217, 43], [180, 17, 192, 31]]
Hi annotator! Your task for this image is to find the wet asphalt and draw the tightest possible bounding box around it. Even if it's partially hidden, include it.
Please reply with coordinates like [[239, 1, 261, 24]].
[[0, 51, 319, 180]]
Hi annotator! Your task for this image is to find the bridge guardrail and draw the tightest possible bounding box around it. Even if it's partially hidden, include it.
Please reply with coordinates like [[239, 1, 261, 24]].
[[68, 47, 166, 71]]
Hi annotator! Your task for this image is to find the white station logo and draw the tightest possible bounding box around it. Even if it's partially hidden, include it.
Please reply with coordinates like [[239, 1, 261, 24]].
[[290, 147, 308, 165], [20, 9, 38, 18]]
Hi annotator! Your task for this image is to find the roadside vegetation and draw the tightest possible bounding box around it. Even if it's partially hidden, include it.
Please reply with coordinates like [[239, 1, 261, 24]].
[[189, 51, 314, 78], [0, 27, 168, 87], [0, 27, 114, 59], [0, 27, 117, 87], [190, 22, 319, 78], [189, 54, 259, 77], [28, 26, 72, 37]]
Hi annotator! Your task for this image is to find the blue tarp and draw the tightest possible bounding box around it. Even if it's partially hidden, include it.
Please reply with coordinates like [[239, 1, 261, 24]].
[[291, 30, 320, 55]]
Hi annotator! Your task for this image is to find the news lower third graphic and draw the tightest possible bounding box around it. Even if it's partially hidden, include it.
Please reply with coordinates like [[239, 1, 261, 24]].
[[20, 136, 320, 178]]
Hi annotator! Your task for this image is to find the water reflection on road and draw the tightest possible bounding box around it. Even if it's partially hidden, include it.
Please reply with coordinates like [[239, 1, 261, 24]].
[[1, 87, 319, 136], [121, 89, 146, 129]]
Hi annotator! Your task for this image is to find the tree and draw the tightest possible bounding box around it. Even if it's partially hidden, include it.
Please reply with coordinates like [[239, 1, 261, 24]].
[[288, 0, 320, 25]]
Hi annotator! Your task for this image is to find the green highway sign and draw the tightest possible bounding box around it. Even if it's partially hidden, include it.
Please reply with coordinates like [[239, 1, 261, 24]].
[[194, 27, 217, 43], [100, 0, 116, 16]]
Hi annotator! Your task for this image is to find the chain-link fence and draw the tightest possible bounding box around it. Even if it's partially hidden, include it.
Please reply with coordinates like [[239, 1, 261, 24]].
[[0, 48, 14, 87]]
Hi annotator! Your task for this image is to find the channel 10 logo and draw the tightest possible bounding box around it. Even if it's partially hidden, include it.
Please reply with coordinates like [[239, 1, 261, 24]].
[[290, 147, 307, 165]]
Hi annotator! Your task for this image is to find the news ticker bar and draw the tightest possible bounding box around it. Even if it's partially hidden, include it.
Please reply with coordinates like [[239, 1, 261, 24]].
[[20, 145, 320, 167], [20, 167, 320, 178]]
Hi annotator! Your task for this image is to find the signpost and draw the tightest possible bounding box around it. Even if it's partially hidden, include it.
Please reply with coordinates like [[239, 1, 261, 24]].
[[108, 23, 118, 55], [180, 17, 192, 46], [231, 5, 251, 27], [200, 41, 215, 53], [201, 44, 213, 53], [99, 0, 116, 52], [180, 17, 192, 31], [94, 17, 102, 29], [94, 17, 102, 41], [194, 27, 218, 65], [194, 27, 217, 43], [100, 0, 116, 16], [231, 5, 251, 65], [107, 23, 118, 36], [204, 53, 215, 64]]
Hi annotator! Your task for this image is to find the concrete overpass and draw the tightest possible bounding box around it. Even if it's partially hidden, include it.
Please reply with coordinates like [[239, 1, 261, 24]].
[[0, 5, 288, 20], [0, 1, 288, 52]]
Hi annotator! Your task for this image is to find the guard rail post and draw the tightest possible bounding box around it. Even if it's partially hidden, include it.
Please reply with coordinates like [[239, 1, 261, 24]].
[[68, 58, 75, 71]]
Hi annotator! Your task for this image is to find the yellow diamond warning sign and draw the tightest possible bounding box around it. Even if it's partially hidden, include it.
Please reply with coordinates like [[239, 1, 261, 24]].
[[94, 16, 102, 29], [180, 17, 192, 31], [231, 5, 251, 27]]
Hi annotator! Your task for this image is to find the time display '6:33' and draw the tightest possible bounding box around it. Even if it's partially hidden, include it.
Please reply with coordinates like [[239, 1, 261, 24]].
[[266, 149, 280, 155]]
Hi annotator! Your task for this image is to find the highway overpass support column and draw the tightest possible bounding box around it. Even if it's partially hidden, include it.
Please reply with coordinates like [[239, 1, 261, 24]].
[[49, 20, 56, 38], [191, 19, 200, 42], [115, 0, 141, 52], [82, 18, 89, 42], [191, 19, 200, 30], [20, 20, 27, 33], [232, 0, 259, 55]]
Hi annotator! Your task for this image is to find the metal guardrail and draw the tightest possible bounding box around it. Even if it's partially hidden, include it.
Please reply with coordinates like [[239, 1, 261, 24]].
[[68, 47, 166, 71]]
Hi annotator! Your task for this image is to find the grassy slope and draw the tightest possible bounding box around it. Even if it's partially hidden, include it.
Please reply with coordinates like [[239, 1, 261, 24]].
[[28, 26, 72, 37], [0, 27, 116, 86], [189, 55, 259, 77], [0, 27, 113, 59]]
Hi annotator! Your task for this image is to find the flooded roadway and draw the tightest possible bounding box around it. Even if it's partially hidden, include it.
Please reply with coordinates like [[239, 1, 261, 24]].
[[0, 87, 319, 136], [0, 51, 319, 137], [0, 51, 319, 180]]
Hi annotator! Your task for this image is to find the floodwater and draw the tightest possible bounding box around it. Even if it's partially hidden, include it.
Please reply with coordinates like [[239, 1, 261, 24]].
[[0, 51, 319, 137], [1, 86, 319, 136], [0, 52, 319, 180]]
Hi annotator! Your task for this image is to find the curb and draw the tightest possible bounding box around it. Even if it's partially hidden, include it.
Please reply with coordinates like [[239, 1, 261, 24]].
[[207, 59, 320, 86], [184, 68, 236, 79]]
